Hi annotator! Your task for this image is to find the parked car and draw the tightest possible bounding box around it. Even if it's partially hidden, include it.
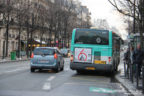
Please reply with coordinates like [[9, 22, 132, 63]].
[[30, 47, 64, 73]]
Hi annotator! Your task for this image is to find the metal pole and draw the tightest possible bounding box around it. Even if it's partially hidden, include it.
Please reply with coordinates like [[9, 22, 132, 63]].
[[127, 62, 129, 79], [133, 0, 136, 34], [142, 66, 144, 93], [130, 63, 133, 83], [136, 64, 139, 89], [131, 63, 134, 83]]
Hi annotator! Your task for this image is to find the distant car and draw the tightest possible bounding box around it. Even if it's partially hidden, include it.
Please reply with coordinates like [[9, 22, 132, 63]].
[[30, 47, 64, 73], [60, 48, 68, 57]]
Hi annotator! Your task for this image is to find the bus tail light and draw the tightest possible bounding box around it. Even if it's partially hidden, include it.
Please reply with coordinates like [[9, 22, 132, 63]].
[[70, 55, 74, 62], [108, 57, 111, 62]]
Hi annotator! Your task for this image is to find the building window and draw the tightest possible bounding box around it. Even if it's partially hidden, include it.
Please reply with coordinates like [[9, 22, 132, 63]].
[[12, 41, 15, 51]]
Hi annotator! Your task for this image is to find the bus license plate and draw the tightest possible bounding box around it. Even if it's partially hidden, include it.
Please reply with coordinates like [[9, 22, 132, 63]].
[[94, 60, 106, 64], [86, 67, 95, 70]]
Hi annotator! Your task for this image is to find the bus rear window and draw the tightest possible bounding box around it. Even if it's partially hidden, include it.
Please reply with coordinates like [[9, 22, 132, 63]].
[[74, 30, 109, 45]]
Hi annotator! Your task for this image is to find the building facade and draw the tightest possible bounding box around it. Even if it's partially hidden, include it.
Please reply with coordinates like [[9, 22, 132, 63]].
[[0, 0, 91, 57]]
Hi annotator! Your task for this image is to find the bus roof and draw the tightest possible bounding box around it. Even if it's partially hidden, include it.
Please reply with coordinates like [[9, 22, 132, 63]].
[[74, 28, 109, 32]]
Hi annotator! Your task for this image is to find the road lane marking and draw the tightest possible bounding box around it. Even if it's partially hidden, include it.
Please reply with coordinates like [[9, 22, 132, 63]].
[[71, 76, 110, 82], [42, 83, 51, 90], [42, 76, 56, 91], [89, 87, 127, 94], [90, 87, 116, 93], [64, 82, 116, 85], [65, 68, 69, 71], [46, 76, 55, 82]]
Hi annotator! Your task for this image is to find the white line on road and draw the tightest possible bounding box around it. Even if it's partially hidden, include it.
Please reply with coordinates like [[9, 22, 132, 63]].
[[65, 68, 69, 71], [46, 76, 56, 82], [42, 83, 51, 90], [42, 76, 56, 90]]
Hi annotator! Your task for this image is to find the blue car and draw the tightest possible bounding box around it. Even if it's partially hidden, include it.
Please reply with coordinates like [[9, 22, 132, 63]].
[[30, 47, 64, 72]]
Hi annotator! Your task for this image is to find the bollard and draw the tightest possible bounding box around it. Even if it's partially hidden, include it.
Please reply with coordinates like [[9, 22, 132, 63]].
[[136, 64, 139, 89], [142, 66, 144, 94], [130, 63, 134, 83], [127, 62, 129, 79], [124, 61, 126, 77]]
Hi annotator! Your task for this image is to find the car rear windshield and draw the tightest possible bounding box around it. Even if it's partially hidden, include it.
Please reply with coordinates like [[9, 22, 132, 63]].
[[74, 29, 109, 45], [34, 48, 55, 55]]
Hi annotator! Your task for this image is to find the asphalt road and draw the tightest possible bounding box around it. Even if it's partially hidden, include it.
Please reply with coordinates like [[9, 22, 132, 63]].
[[0, 58, 132, 96]]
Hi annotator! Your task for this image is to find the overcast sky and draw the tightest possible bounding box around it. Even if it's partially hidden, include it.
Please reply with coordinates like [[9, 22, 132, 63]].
[[79, 0, 128, 39]]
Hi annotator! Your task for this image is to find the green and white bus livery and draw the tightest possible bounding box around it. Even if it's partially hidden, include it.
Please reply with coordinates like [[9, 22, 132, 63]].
[[70, 29, 120, 73]]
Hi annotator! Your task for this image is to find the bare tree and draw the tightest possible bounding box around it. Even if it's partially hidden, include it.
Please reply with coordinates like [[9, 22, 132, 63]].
[[93, 19, 110, 30], [0, 0, 15, 57], [108, 0, 144, 46], [13, 0, 30, 58]]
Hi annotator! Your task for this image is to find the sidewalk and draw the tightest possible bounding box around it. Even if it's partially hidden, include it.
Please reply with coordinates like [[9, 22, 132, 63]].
[[116, 58, 143, 96], [0, 56, 30, 63]]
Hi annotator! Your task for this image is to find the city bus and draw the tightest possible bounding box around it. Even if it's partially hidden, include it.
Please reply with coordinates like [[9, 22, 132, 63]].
[[70, 28, 121, 73]]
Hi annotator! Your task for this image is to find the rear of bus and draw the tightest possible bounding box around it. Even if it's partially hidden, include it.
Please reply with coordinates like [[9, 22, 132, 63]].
[[70, 29, 113, 72]]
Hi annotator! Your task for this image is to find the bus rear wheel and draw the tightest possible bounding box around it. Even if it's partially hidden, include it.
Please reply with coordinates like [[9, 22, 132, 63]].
[[76, 70, 83, 74], [31, 68, 35, 72], [115, 65, 118, 72]]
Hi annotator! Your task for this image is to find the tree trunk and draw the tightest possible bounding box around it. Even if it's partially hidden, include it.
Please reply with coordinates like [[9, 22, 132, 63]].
[[26, 23, 30, 58], [18, 25, 21, 58], [5, 14, 10, 57]]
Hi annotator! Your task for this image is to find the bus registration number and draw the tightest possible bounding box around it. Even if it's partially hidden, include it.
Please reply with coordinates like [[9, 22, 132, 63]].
[[94, 60, 106, 64]]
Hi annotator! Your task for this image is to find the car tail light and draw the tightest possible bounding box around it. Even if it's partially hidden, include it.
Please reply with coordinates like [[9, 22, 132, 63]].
[[108, 57, 111, 62], [31, 53, 34, 58], [54, 53, 58, 59], [70, 55, 74, 62]]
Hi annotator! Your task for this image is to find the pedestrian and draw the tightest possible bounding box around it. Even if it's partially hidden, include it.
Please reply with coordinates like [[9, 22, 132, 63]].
[[124, 47, 130, 62], [129, 46, 135, 78], [124, 47, 130, 76], [132, 43, 144, 78], [130, 46, 134, 64]]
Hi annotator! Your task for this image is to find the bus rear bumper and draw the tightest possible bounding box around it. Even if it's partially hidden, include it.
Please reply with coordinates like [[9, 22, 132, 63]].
[[70, 62, 113, 71]]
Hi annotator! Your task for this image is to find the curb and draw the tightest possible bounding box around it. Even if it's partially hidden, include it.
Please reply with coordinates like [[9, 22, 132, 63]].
[[115, 73, 143, 96], [0, 59, 31, 64]]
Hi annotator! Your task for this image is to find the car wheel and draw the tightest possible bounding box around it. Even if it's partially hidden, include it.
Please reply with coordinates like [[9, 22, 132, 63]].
[[115, 65, 118, 72], [39, 69, 42, 72], [76, 70, 83, 74], [61, 67, 64, 71], [54, 64, 61, 73], [61, 60, 64, 71], [31, 68, 35, 72]]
